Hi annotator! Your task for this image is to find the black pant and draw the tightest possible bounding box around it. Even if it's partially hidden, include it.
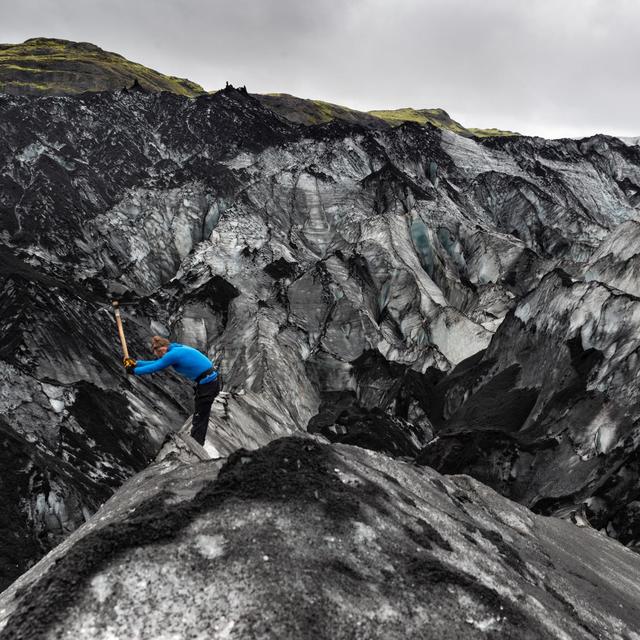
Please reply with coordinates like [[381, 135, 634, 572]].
[[190, 377, 222, 445]]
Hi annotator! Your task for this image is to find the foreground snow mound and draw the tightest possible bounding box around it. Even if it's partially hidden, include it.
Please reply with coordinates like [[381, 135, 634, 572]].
[[1, 437, 639, 639]]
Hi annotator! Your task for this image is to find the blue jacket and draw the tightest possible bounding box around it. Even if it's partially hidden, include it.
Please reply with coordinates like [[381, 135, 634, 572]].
[[134, 343, 218, 384]]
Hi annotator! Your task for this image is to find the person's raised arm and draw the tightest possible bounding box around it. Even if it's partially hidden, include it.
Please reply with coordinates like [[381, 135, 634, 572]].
[[134, 350, 177, 376]]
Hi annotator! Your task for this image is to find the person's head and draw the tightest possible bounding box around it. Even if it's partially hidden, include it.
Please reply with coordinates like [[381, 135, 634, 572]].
[[151, 336, 170, 358]]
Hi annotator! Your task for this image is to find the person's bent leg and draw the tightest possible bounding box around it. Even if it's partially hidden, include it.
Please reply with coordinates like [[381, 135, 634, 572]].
[[190, 378, 220, 445]]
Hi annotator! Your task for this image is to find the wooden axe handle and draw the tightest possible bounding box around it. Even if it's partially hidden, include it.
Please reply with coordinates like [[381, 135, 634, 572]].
[[112, 302, 130, 359]]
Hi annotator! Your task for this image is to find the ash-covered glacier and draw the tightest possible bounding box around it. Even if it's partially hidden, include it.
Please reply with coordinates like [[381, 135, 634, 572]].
[[1, 84, 640, 590]]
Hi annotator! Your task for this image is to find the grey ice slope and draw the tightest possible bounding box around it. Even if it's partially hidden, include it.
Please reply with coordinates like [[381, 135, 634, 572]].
[[1, 438, 639, 640]]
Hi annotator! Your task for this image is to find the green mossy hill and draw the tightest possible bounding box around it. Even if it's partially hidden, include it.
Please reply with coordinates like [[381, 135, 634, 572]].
[[0, 38, 205, 96], [255, 93, 389, 129], [468, 127, 520, 138], [257, 94, 519, 138], [368, 107, 519, 138]]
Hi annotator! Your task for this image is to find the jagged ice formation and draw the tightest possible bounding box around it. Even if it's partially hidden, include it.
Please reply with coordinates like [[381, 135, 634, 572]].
[[0, 85, 639, 599]]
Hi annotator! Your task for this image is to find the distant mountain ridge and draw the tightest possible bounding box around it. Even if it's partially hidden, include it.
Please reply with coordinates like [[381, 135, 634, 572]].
[[0, 37, 517, 138], [254, 94, 518, 137], [367, 107, 519, 137], [253, 93, 390, 130]]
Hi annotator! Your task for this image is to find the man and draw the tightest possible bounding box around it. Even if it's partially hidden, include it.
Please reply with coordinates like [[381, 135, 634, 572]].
[[123, 336, 222, 445]]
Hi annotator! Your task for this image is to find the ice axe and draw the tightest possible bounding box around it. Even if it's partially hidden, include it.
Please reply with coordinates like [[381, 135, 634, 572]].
[[112, 300, 130, 360]]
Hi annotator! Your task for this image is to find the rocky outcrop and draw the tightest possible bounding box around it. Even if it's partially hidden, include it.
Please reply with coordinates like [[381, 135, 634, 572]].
[[254, 93, 390, 129], [1, 437, 639, 639]]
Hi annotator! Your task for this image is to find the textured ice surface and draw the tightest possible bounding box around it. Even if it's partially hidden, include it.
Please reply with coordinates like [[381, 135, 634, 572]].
[[1, 439, 640, 639], [1, 86, 640, 585], [423, 268, 640, 544], [584, 220, 640, 296]]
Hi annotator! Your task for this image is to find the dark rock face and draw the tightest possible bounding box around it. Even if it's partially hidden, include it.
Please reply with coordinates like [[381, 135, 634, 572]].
[[2, 438, 640, 639], [254, 93, 390, 129], [1, 83, 640, 589], [308, 396, 433, 457]]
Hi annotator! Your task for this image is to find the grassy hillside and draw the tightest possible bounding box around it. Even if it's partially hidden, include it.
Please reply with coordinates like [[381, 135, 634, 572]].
[[255, 93, 389, 129], [368, 107, 518, 138], [257, 96, 519, 138], [0, 38, 204, 96]]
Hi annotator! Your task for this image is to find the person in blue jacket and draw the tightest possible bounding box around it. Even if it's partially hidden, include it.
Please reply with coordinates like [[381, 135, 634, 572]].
[[123, 336, 222, 445]]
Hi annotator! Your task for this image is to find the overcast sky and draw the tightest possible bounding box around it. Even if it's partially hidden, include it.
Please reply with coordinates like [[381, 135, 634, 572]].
[[2, 0, 638, 138]]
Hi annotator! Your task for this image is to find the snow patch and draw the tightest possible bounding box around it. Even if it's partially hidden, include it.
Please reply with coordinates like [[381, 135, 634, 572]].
[[465, 615, 501, 631], [173, 217, 194, 259], [203, 441, 224, 458], [596, 423, 618, 454], [149, 320, 169, 336], [17, 143, 47, 163], [194, 534, 226, 560], [353, 521, 377, 544], [216, 620, 236, 639], [41, 383, 73, 414], [90, 574, 113, 604], [514, 302, 532, 323]]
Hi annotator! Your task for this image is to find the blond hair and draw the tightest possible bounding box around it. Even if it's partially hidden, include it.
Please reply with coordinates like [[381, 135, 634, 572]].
[[151, 335, 170, 350]]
